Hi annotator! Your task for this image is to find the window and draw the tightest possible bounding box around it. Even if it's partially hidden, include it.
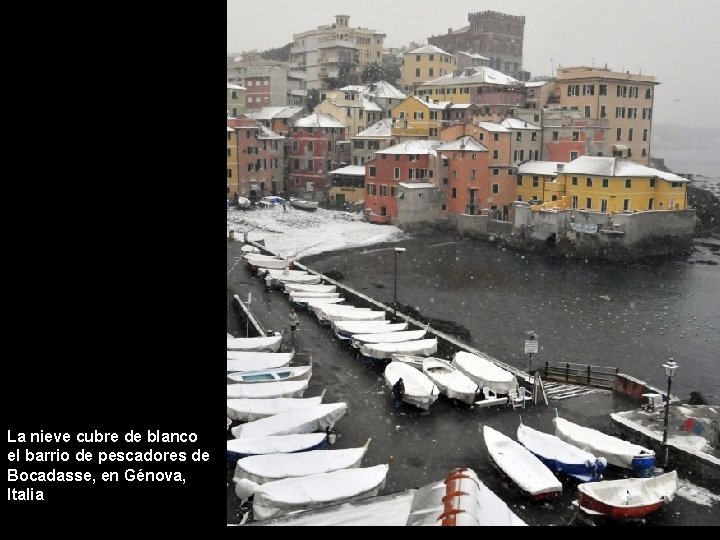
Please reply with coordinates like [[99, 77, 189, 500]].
[[451, 188, 457, 198], [354, 140, 364, 149], [645, 88, 652, 99], [516, 195, 523, 201], [380, 185, 388, 196], [648, 198, 654, 210], [572, 131, 580, 141], [601, 199, 608, 213], [307, 160, 313, 171], [413, 111, 424, 120], [416, 55, 420, 61], [516, 132, 522, 142], [368, 140, 379, 150], [394, 167, 400, 179], [472, 153, 477, 160], [415, 68, 420, 77], [642, 148, 647, 157], [599, 84, 607, 95], [493, 133, 499, 141], [391, 186, 399, 197], [617, 85, 627, 98], [600, 105, 606, 118], [429, 68, 434, 77], [585, 197, 592, 210], [367, 184, 376, 195], [328, 142, 332, 151], [369, 166, 376, 177], [586, 178, 593, 187], [532, 176, 539, 188], [227, 169, 232, 178], [571, 195, 578, 209], [492, 184, 499, 194], [531, 132, 537, 141], [623, 199, 630, 211], [307, 141, 313, 151], [583, 84, 594, 95], [492, 149, 499, 159], [359, 109, 363, 119], [516, 175, 523, 186], [572, 177, 578, 186], [399, 111, 406, 119], [627, 108, 637, 119], [552, 131, 559, 141], [628, 128, 633, 142], [602, 178, 609, 188], [248, 163, 254, 171], [452, 171, 457, 179], [227, 148, 231, 157], [429, 128, 437, 137], [616, 107, 626, 119], [616, 128, 622, 141], [514, 150, 524, 161], [571, 151, 579, 160], [567, 84, 580, 96], [395, 155, 400, 161], [492, 168, 499, 176], [293, 159, 299, 169], [471, 169, 476, 180], [643, 129, 648, 142], [292, 140, 298, 151]]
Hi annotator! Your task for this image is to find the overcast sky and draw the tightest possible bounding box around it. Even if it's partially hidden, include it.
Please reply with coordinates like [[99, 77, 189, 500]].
[[228, 0, 720, 129]]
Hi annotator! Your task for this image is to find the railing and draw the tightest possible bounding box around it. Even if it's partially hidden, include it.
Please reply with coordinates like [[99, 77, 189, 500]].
[[541, 361, 618, 389]]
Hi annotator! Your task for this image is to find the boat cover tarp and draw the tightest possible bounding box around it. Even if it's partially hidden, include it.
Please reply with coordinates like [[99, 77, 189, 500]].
[[227, 379, 308, 399], [351, 329, 426, 346], [283, 283, 336, 293], [226, 352, 294, 372], [361, 339, 437, 360], [227, 335, 282, 352], [554, 418, 654, 469], [231, 403, 347, 438], [422, 358, 479, 405], [578, 470, 677, 508], [325, 310, 386, 323], [483, 426, 562, 497], [288, 291, 339, 299], [384, 361, 439, 410], [227, 396, 323, 422], [333, 320, 401, 335], [243, 464, 389, 521], [227, 433, 326, 460], [277, 274, 322, 284], [234, 446, 368, 499], [452, 351, 516, 394]]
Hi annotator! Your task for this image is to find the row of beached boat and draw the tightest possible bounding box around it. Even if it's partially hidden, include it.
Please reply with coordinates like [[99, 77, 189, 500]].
[[482, 418, 677, 520]]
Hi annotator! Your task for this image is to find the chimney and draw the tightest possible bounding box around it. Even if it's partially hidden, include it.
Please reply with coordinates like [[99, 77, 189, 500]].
[[557, 164, 565, 172]]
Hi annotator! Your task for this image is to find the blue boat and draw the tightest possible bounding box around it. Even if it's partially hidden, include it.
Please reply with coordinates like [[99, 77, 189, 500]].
[[517, 422, 607, 482]]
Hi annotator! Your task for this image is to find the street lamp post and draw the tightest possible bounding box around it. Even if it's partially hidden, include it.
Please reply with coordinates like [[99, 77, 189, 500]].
[[661, 359, 679, 467], [393, 248, 406, 316]]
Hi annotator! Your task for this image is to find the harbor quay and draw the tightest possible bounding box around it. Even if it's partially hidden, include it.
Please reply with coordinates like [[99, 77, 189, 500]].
[[226, 240, 720, 525]]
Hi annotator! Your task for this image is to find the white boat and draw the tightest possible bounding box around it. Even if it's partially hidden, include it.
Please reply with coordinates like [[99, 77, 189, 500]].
[[553, 417, 655, 476], [422, 358, 480, 405], [350, 329, 426, 348], [240, 243, 258, 253], [293, 296, 345, 308], [231, 403, 348, 439], [283, 283, 337, 294], [313, 304, 370, 319], [233, 439, 372, 499], [290, 198, 319, 211], [227, 364, 312, 384], [483, 425, 562, 500], [245, 255, 290, 270], [227, 379, 308, 399], [277, 274, 322, 285], [237, 464, 389, 521], [384, 361, 439, 410], [226, 351, 294, 372], [389, 354, 425, 370], [333, 319, 399, 336], [361, 338, 438, 361], [252, 467, 526, 526], [451, 351, 516, 395], [323, 309, 386, 324], [243, 253, 283, 262], [227, 335, 282, 353], [576, 470, 678, 520], [257, 268, 307, 278], [516, 422, 607, 482], [287, 291, 338, 299], [227, 332, 234, 339], [236, 197, 252, 209], [226, 433, 327, 463], [227, 392, 326, 422]]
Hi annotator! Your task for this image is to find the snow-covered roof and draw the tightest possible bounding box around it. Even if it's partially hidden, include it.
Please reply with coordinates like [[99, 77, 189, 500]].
[[410, 96, 452, 110], [408, 44, 452, 56], [525, 80, 553, 88], [227, 83, 246, 90], [399, 182, 435, 189], [354, 119, 393, 138], [501, 118, 541, 130], [365, 81, 406, 100], [421, 66, 520, 87], [517, 161, 565, 176], [330, 165, 366, 176], [295, 113, 347, 128], [477, 122, 511, 133], [227, 126, 235, 132], [250, 106, 304, 120], [456, 51, 489, 61], [258, 124, 285, 140], [340, 85, 368, 93], [563, 156, 689, 182], [362, 97, 382, 112], [437, 136, 488, 152], [377, 140, 443, 157]]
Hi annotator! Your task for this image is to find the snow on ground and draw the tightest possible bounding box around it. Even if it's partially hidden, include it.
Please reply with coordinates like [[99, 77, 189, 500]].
[[677, 479, 720, 506], [227, 206, 407, 260]]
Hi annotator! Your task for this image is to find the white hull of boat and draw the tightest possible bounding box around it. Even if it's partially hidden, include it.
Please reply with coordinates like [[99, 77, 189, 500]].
[[227, 379, 308, 399], [227, 433, 326, 462], [278, 274, 322, 285], [350, 329, 426, 348], [227, 364, 312, 384], [231, 403, 347, 438], [227, 335, 282, 353], [247, 257, 290, 270], [290, 198, 319, 211], [226, 351, 294, 372], [422, 358, 479, 405], [384, 361, 439, 410], [451, 351, 516, 395], [283, 283, 336, 294], [361, 338, 438, 360], [227, 394, 324, 422]]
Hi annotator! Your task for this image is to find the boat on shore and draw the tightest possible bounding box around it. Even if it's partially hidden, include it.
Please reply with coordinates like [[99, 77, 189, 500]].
[[227, 364, 312, 384], [231, 403, 348, 438], [350, 329, 426, 348], [227, 335, 282, 353], [226, 433, 327, 464], [516, 422, 607, 482], [290, 198, 319, 211], [283, 283, 337, 294], [451, 351, 517, 395], [361, 338, 438, 362], [422, 358, 480, 405], [576, 470, 678, 519], [483, 425, 562, 500], [227, 379, 309, 399], [226, 351, 294, 373], [554, 417, 655, 477], [333, 320, 401, 339], [384, 361, 439, 410], [227, 391, 326, 422]]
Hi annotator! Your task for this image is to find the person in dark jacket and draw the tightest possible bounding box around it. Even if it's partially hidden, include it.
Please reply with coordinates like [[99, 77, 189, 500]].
[[392, 378, 405, 411]]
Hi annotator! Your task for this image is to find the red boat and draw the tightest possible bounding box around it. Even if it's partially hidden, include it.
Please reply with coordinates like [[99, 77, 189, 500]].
[[576, 470, 677, 519]]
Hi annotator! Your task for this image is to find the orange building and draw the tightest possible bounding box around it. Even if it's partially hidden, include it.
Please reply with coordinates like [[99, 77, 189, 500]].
[[437, 136, 488, 215]]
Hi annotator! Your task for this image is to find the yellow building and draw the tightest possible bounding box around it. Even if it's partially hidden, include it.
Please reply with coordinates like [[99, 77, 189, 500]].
[[399, 45, 456, 90], [329, 165, 366, 206], [515, 162, 566, 203], [557, 66, 659, 165], [391, 96, 476, 141], [554, 156, 688, 213], [314, 91, 383, 135]]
